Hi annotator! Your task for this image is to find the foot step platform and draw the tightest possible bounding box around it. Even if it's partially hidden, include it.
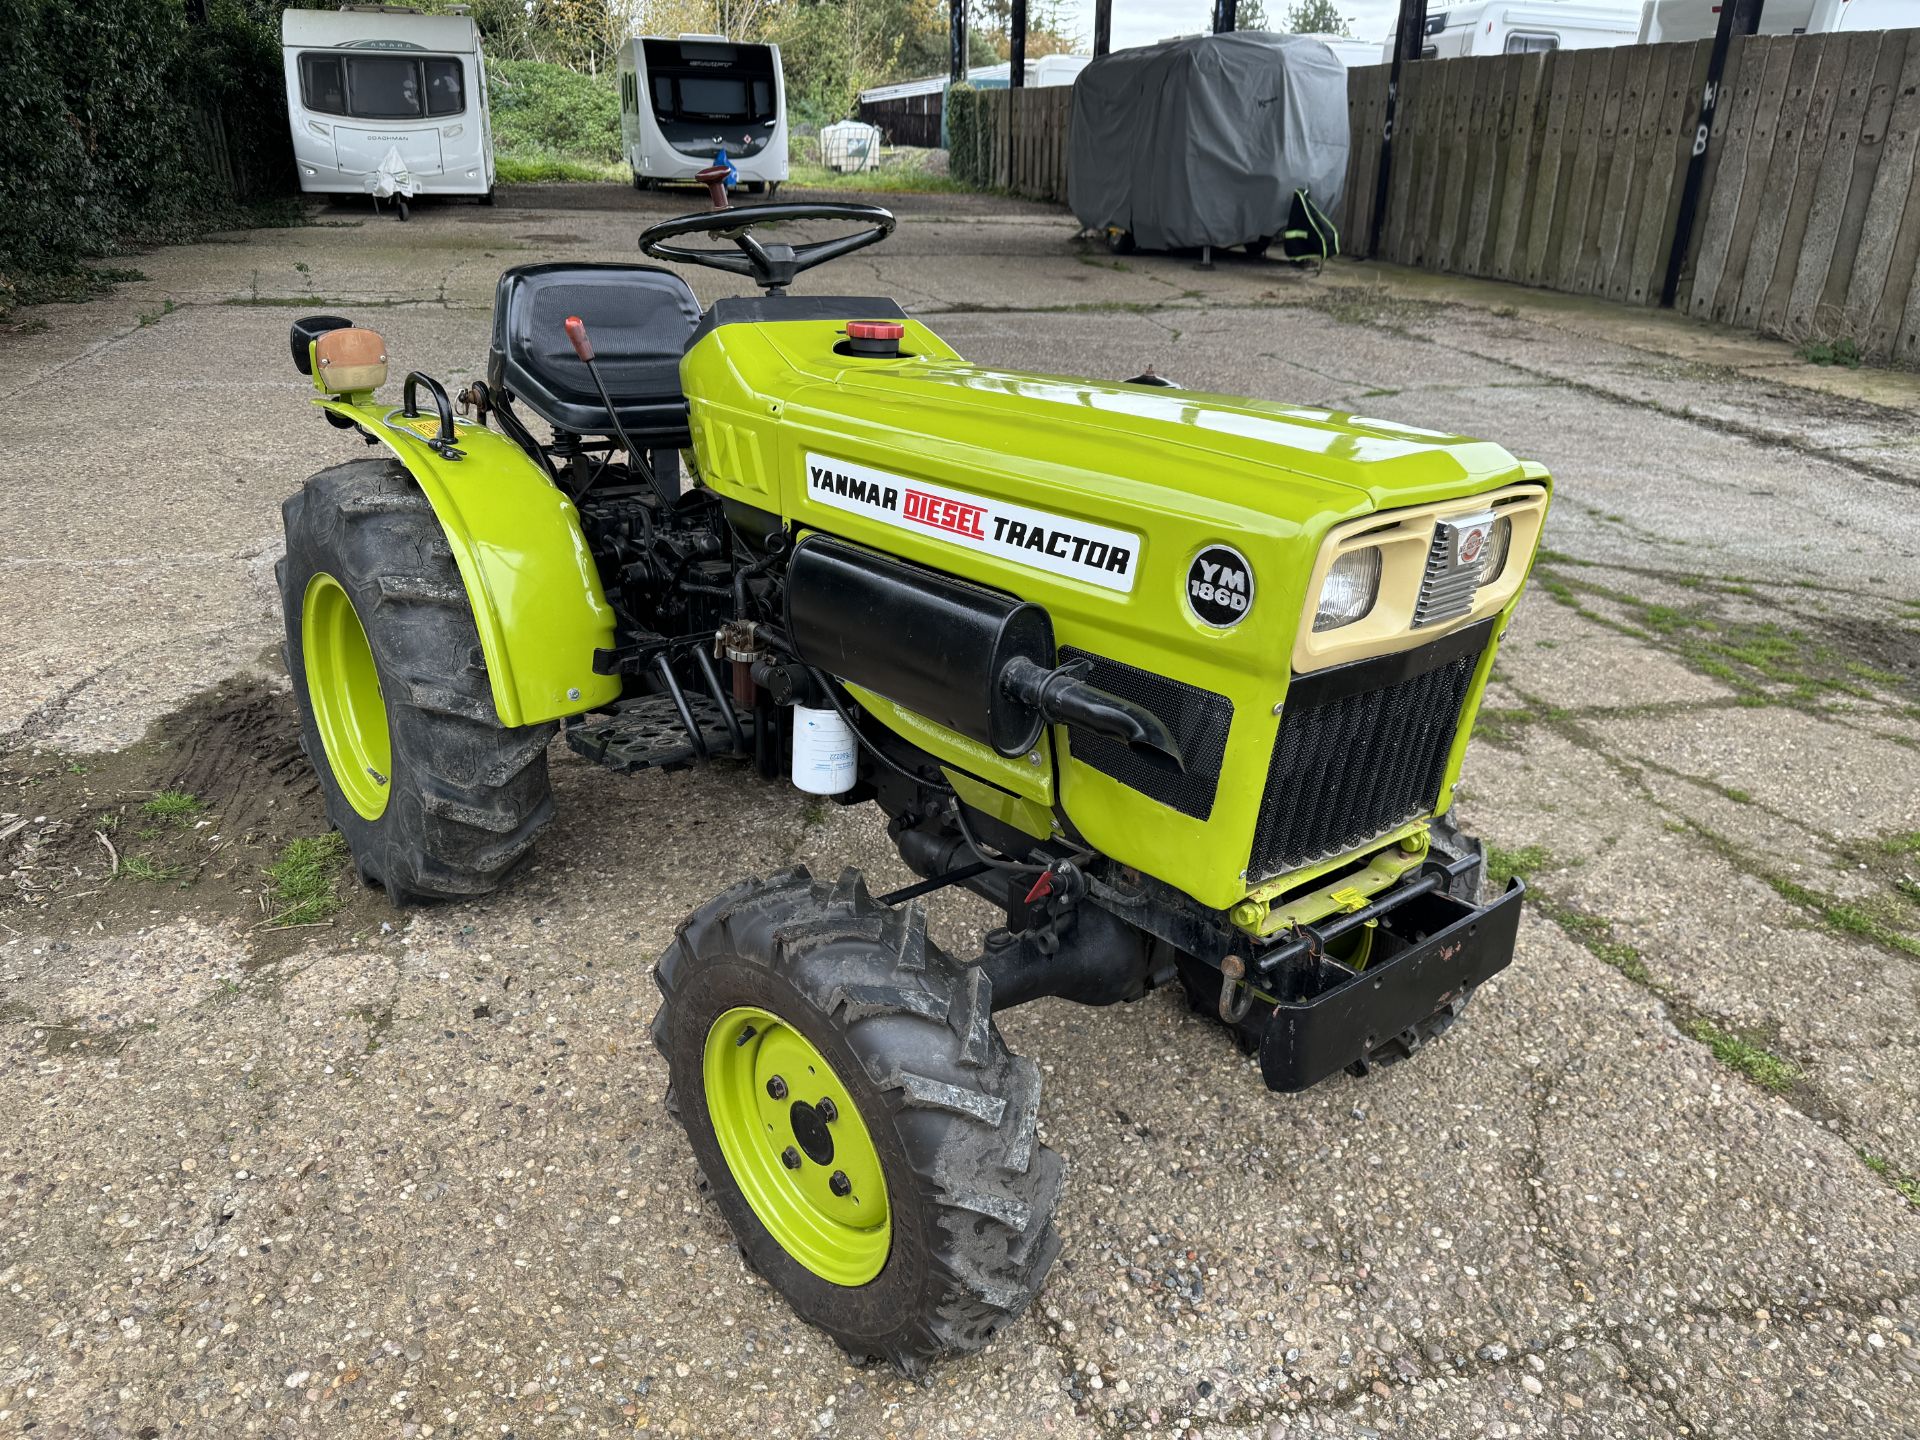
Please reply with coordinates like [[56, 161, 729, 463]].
[[568, 694, 748, 774]]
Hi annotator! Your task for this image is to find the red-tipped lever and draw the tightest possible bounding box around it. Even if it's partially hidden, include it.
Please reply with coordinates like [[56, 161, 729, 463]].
[[564, 314, 595, 362], [562, 314, 666, 502]]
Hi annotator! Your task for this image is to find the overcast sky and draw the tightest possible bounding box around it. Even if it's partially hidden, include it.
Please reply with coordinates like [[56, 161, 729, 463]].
[[1062, 0, 1404, 50]]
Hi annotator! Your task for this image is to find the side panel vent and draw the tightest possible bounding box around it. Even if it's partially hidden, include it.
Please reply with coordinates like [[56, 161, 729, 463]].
[[1059, 648, 1233, 820]]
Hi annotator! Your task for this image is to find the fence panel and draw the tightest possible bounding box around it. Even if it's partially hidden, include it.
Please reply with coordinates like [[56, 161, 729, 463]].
[[962, 33, 1919, 362]]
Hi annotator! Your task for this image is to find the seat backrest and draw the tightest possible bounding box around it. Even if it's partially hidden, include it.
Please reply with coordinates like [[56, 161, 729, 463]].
[[487, 263, 701, 441]]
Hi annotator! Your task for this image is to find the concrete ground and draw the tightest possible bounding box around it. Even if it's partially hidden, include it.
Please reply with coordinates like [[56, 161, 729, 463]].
[[2, 185, 1918, 1439]]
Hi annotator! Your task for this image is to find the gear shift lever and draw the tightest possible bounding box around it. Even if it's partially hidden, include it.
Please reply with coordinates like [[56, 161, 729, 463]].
[[696, 164, 731, 211], [563, 315, 669, 504]]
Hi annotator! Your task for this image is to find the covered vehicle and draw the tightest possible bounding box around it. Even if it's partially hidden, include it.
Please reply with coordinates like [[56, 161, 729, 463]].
[[1069, 31, 1350, 255]]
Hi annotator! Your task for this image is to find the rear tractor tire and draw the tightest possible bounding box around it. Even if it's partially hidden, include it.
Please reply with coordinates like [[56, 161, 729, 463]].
[[652, 866, 1064, 1373], [277, 458, 558, 904]]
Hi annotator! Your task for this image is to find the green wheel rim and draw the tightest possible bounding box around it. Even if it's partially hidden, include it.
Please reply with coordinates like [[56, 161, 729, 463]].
[[302, 572, 393, 821], [704, 1005, 891, 1286]]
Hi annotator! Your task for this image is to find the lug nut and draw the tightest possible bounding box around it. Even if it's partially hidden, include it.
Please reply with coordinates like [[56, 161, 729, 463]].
[[829, 1170, 851, 1196], [766, 1075, 788, 1100], [781, 1146, 801, 1170], [816, 1097, 837, 1122]]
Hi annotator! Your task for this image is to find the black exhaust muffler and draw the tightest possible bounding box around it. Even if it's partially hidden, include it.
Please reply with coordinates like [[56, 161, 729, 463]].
[[785, 536, 1182, 769]]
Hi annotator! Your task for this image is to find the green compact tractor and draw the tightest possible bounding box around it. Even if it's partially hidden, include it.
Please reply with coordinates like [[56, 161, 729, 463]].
[[278, 192, 1548, 1371]]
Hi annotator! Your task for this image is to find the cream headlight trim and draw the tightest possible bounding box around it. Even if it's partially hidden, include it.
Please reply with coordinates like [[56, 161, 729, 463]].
[[1292, 482, 1548, 672]]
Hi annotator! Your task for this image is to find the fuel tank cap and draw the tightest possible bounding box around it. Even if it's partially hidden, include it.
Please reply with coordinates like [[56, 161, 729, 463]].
[[844, 319, 905, 358]]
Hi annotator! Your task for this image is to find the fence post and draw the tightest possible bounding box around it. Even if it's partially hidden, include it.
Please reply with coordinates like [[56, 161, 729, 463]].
[[1660, 0, 1767, 307], [1370, 0, 1429, 259]]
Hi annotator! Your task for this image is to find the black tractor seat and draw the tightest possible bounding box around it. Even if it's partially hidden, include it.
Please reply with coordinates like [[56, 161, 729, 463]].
[[487, 262, 701, 445]]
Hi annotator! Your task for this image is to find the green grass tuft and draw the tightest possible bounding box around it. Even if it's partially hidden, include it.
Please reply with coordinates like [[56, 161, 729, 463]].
[[494, 153, 626, 185], [143, 789, 203, 822], [1681, 1017, 1799, 1093], [1859, 1151, 1920, 1207], [1486, 844, 1554, 888], [1796, 336, 1863, 369], [265, 833, 351, 927], [1766, 874, 1920, 958], [786, 160, 971, 195], [121, 856, 176, 882]]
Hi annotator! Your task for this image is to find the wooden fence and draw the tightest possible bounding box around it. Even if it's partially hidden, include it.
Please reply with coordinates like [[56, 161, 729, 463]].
[[1341, 43, 1713, 306], [1681, 29, 1920, 363], [1342, 28, 1920, 362], [858, 92, 945, 149], [973, 87, 1074, 201]]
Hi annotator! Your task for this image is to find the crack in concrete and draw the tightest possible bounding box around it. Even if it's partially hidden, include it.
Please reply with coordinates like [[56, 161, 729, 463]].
[[1412, 327, 1920, 497]]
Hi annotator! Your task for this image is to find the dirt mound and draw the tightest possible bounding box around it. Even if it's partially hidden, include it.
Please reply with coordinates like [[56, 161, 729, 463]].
[[1, 679, 385, 949]]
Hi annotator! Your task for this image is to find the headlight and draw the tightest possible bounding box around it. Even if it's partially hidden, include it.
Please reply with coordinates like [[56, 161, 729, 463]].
[[1476, 516, 1512, 586], [1314, 546, 1382, 632]]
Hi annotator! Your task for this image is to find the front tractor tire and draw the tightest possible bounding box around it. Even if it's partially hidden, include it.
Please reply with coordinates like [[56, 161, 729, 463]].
[[653, 867, 1064, 1373], [278, 459, 558, 904]]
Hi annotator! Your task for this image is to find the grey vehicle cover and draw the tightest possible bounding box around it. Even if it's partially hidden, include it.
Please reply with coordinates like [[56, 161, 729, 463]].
[[1068, 32, 1350, 252]]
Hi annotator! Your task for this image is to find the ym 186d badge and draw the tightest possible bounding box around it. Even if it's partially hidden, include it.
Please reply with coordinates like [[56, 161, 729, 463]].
[[1186, 544, 1254, 627]]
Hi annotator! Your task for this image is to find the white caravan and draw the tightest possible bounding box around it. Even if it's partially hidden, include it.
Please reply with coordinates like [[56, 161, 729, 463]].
[[1383, 1, 1643, 58], [1293, 32, 1387, 66], [281, 7, 494, 209], [617, 35, 789, 194], [1637, 0, 1914, 41]]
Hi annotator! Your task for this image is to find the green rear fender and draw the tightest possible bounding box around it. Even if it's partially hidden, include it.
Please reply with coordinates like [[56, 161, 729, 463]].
[[316, 397, 621, 727]]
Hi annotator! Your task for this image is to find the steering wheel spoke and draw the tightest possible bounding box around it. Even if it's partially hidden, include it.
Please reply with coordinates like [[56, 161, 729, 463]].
[[640, 202, 896, 293]]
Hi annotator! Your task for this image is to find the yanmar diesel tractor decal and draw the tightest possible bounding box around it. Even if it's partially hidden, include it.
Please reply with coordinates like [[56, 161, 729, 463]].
[[805, 453, 1141, 593]]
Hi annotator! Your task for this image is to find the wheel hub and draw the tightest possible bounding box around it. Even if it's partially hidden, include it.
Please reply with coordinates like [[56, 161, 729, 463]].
[[789, 1099, 835, 1166], [301, 572, 392, 821], [702, 1005, 890, 1286]]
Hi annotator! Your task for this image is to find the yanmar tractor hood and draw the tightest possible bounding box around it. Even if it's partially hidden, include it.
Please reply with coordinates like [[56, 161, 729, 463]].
[[752, 318, 1527, 517]]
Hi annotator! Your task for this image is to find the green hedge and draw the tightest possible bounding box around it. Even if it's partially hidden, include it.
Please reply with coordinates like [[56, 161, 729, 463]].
[[0, 0, 291, 315], [485, 58, 621, 165], [946, 84, 991, 188]]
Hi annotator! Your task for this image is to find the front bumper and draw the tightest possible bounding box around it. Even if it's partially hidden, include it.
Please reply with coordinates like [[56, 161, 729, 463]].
[[1252, 869, 1524, 1092]]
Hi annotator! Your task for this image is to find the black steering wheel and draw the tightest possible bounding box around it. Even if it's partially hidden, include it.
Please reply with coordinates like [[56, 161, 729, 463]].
[[639, 202, 896, 294]]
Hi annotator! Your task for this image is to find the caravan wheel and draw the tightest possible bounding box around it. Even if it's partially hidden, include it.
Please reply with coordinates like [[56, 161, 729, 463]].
[[396, 199, 411, 222]]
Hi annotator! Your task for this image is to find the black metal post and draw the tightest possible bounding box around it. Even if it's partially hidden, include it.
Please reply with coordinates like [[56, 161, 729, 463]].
[[1094, 0, 1111, 55], [1212, 0, 1238, 33], [949, 0, 967, 84], [1659, 0, 1766, 308], [1367, 0, 1428, 260], [1010, 0, 1027, 86]]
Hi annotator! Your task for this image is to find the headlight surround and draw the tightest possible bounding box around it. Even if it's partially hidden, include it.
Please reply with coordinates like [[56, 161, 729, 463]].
[[1476, 515, 1512, 586], [1313, 545, 1383, 632]]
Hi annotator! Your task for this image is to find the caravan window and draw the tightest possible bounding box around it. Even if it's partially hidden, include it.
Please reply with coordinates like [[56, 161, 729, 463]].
[[1504, 32, 1559, 53], [297, 53, 465, 121], [299, 55, 349, 116], [347, 56, 426, 118], [640, 38, 779, 129], [424, 58, 465, 116], [679, 77, 751, 120]]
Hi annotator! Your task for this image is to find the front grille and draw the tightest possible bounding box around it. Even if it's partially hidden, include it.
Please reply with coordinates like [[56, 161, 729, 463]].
[[1059, 647, 1233, 820], [1248, 626, 1488, 880], [1412, 523, 1480, 627]]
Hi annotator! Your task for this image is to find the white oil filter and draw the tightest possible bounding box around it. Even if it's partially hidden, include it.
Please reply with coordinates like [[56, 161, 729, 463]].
[[791, 705, 856, 795]]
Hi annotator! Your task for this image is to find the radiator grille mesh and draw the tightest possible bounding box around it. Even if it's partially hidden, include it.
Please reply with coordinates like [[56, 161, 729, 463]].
[[1249, 647, 1479, 879]]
